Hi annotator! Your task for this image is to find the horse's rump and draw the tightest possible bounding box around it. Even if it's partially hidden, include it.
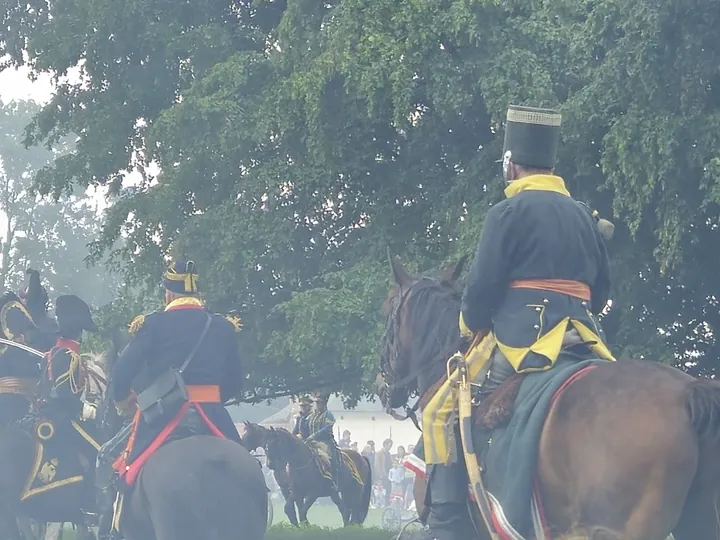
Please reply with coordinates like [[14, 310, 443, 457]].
[[340, 449, 369, 483], [116, 403, 224, 487], [537, 359, 700, 538], [119, 435, 267, 540]]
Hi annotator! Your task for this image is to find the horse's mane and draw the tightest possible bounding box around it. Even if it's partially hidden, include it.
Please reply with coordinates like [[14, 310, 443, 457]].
[[82, 353, 108, 398], [269, 427, 293, 439], [83, 352, 108, 372], [382, 277, 466, 387]]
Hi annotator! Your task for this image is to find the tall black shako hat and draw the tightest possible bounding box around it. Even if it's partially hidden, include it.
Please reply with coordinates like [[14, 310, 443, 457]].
[[163, 258, 199, 294], [502, 105, 562, 170], [56, 295, 98, 336]]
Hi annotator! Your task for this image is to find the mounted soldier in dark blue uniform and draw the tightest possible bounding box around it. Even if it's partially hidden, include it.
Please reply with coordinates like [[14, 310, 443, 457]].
[[37, 294, 100, 463], [96, 257, 244, 540], [305, 393, 341, 494], [421, 105, 616, 540], [0, 268, 59, 426], [291, 395, 312, 439], [0, 293, 44, 425]]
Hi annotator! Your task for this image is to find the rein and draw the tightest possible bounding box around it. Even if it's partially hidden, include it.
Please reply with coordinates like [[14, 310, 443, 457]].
[[380, 277, 463, 433]]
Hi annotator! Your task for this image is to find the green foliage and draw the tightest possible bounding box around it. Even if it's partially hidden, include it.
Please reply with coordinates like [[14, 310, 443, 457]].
[[266, 524, 394, 540], [4, 0, 720, 396]]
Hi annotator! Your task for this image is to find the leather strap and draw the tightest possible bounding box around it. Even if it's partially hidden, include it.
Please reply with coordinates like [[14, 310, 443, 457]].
[[179, 313, 212, 374]]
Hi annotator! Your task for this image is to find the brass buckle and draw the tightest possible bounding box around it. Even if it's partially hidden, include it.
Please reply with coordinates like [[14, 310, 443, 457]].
[[446, 352, 469, 385]]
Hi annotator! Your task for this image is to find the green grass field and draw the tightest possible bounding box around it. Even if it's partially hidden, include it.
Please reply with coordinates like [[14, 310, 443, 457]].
[[61, 497, 408, 538], [266, 524, 396, 539], [269, 497, 384, 528]]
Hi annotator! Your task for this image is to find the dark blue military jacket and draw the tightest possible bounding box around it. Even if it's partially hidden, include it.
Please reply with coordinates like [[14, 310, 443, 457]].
[[111, 298, 244, 460], [461, 174, 615, 372], [43, 341, 85, 419]]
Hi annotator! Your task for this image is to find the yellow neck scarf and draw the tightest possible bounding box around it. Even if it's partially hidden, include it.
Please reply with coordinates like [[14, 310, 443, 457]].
[[164, 297, 204, 311], [504, 174, 571, 199]]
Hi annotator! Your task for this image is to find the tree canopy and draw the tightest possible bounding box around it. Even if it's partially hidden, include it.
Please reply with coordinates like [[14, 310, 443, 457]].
[[2, 0, 719, 399]]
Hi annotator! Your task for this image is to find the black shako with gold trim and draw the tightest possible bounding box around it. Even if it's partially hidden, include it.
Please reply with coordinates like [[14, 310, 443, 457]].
[[163, 258, 199, 294], [502, 105, 561, 170], [460, 172, 615, 373]]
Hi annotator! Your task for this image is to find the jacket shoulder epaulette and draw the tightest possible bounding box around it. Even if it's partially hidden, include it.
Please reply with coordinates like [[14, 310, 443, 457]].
[[128, 311, 158, 334], [224, 314, 242, 332]]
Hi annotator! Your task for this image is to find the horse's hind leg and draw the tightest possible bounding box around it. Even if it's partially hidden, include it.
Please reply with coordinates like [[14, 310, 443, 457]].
[[672, 471, 720, 540], [282, 494, 299, 526], [298, 494, 319, 524], [329, 490, 349, 526], [672, 493, 720, 539], [74, 522, 96, 540]]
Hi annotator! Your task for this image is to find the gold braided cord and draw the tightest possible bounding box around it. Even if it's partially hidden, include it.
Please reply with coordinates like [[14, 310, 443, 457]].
[[54, 351, 87, 396], [506, 106, 561, 127]]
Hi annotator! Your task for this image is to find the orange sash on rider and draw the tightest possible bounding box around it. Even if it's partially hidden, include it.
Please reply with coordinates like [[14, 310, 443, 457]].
[[510, 279, 590, 302], [113, 385, 224, 486]]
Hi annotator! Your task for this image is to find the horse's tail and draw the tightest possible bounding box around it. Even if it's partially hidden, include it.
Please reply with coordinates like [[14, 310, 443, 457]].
[[686, 379, 720, 442], [356, 455, 372, 524]]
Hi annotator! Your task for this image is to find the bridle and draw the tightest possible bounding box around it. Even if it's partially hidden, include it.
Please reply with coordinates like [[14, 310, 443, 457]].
[[380, 277, 452, 433]]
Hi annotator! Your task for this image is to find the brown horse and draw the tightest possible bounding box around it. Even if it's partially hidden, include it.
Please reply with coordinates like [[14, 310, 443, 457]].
[[99, 331, 268, 540], [262, 427, 372, 527], [378, 254, 720, 540]]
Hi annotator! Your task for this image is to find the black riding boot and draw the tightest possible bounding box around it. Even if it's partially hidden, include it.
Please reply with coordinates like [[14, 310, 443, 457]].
[[425, 502, 478, 540], [95, 426, 131, 540], [96, 485, 119, 540], [424, 431, 478, 540], [478, 348, 517, 399], [330, 448, 341, 493]]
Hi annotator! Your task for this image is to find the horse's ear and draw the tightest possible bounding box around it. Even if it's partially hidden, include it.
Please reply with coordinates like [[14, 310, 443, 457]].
[[388, 249, 412, 286], [442, 255, 468, 283]]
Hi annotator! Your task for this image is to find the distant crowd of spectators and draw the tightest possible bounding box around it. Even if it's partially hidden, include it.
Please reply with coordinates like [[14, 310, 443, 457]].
[[342, 433, 416, 510]]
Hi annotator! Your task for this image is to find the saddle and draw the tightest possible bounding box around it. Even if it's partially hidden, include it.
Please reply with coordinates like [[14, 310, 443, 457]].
[[19, 416, 91, 502], [473, 328, 594, 431], [305, 439, 333, 476]]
